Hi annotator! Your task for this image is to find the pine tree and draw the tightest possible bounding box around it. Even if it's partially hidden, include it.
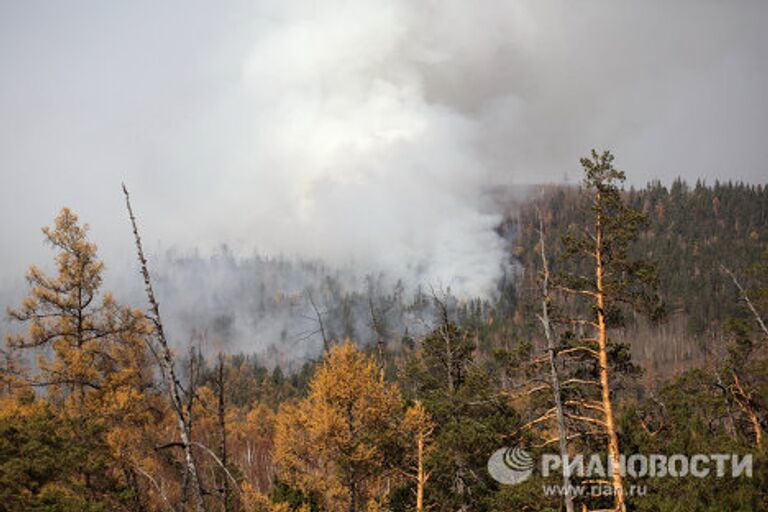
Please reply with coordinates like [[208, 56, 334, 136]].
[[555, 151, 662, 511], [401, 302, 520, 512]]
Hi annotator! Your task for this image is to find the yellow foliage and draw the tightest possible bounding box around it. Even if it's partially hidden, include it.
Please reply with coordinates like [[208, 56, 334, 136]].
[[274, 341, 403, 512], [3, 208, 165, 506], [403, 400, 434, 437]]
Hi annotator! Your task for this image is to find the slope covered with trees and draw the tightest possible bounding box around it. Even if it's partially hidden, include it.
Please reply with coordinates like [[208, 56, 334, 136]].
[[1, 153, 766, 511], [512, 178, 768, 381]]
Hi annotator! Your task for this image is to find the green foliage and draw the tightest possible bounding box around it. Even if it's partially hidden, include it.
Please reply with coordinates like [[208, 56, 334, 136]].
[[271, 478, 322, 512], [0, 401, 128, 512], [560, 150, 664, 324], [400, 319, 522, 512], [620, 368, 768, 511], [517, 180, 768, 334]]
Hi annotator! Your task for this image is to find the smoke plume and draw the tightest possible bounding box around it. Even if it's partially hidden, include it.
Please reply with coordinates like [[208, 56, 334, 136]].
[[1, 1, 766, 358]]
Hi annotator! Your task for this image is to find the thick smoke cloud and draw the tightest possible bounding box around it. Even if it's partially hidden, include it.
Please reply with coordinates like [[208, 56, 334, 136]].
[[151, 0, 520, 297], [1, 1, 767, 326]]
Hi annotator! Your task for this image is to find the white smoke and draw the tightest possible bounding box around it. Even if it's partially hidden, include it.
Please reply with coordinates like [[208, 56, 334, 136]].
[[2, 0, 767, 357], [163, 0, 522, 297]]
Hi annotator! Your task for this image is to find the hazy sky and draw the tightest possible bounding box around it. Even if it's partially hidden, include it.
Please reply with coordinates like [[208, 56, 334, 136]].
[[1, 1, 767, 296]]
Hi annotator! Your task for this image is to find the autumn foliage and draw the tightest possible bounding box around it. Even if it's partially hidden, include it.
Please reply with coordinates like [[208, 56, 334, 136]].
[[2, 157, 767, 511]]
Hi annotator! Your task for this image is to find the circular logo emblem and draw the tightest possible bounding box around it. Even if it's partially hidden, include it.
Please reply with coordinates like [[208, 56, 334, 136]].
[[488, 446, 534, 485]]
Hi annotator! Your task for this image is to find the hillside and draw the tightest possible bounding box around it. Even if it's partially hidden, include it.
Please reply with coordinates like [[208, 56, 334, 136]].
[[510, 180, 768, 381], [1, 172, 767, 511]]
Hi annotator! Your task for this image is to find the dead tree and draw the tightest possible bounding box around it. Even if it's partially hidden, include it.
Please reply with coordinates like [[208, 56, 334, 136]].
[[428, 289, 471, 394], [718, 265, 765, 446], [368, 294, 389, 379], [536, 214, 575, 512], [721, 264, 768, 340], [122, 184, 207, 512], [217, 353, 231, 511], [179, 345, 202, 511], [306, 289, 330, 352]]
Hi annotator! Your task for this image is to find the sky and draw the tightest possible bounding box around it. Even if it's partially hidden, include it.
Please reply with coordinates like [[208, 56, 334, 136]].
[[1, 0, 767, 299]]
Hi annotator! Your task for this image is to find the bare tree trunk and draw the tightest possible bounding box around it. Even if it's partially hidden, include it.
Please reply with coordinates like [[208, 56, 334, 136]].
[[537, 215, 575, 512], [416, 432, 429, 512], [307, 290, 330, 352], [370, 298, 385, 379], [594, 197, 625, 512], [181, 344, 201, 510], [217, 354, 230, 511], [731, 371, 763, 447], [123, 184, 207, 512], [721, 265, 768, 340], [431, 292, 456, 393]]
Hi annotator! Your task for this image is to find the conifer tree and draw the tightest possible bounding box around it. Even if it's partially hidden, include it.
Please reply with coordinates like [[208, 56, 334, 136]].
[[3, 208, 156, 510], [7, 208, 148, 408], [401, 301, 519, 512], [555, 151, 662, 511], [274, 342, 402, 512]]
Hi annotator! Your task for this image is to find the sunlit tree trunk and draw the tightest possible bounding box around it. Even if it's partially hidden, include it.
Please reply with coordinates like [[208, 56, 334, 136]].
[[731, 371, 763, 447], [401, 401, 433, 512], [416, 432, 426, 512], [595, 193, 625, 512]]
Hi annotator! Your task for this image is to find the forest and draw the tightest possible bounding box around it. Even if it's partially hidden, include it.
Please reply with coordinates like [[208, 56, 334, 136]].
[[1, 151, 767, 512]]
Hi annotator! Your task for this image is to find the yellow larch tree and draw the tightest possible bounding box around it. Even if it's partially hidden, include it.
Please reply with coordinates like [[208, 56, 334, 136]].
[[5, 208, 161, 507], [6, 208, 149, 409], [274, 341, 403, 512]]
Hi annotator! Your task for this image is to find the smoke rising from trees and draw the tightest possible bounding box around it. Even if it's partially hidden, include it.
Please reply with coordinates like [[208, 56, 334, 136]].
[[1, 1, 766, 357]]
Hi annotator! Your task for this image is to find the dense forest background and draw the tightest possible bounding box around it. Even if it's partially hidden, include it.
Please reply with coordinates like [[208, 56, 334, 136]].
[[1, 169, 767, 511]]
